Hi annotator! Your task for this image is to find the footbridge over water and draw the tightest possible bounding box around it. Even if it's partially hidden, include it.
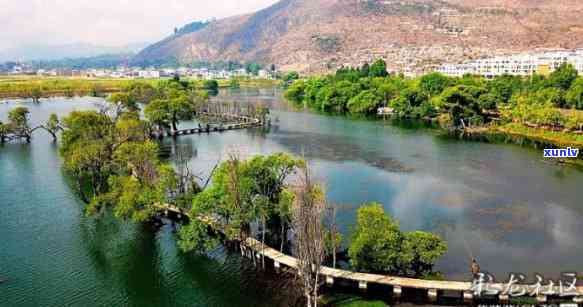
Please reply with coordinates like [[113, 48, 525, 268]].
[[159, 205, 583, 304], [154, 112, 265, 138]]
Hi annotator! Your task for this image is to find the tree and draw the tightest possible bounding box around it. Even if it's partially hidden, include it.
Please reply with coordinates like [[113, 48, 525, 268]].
[[401, 231, 447, 277], [3, 107, 32, 142], [324, 205, 342, 268], [359, 63, 370, 78], [178, 219, 220, 253], [347, 90, 382, 114], [42, 113, 61, 141], [144, 88, 197, 134], [0, 121, 8, 143], [64, 141, 114, 202], [179, 153, 303, 251], [565, 77, 583, 109], [30, 87, 42, 103], [548, 63, 578, 91], [348, 203, 403, 273], [419, 72, 450, 99], [293, 166, 326, 307], [144, 98, 171, 133], [8, 107, 30, 132], [439, 85, 485, 127], [229, 78, 241, 89], [125, 82, 157, 104], [276, 188, 294, 252], [60, 110, 150, 204], [107, 92, 139, 118], [284, 80, 306, 106], [369, 59, 388, 78], [486, 74, 523, 104], [202, 80, 219, 96], [477, 93, 498, 110], [283, 71, 300, 86], [246, 63, 262, 76]]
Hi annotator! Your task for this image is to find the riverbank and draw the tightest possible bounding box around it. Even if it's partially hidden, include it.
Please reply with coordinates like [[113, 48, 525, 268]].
[[460, 122, 583, 167], [0, 76, 280, 99]]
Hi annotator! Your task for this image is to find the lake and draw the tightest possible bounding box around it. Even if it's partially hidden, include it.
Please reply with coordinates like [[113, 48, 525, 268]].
[[2, 88, 583, 306]]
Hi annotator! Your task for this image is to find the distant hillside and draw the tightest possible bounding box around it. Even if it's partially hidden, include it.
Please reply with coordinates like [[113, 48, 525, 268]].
[[0, 42, 148, 62], [132, 0, 583, 74], [31, 53, 135, 70]]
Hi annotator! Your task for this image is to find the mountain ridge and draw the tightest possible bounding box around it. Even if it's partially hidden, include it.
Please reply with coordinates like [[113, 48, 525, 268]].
[[0, 42, 149, 62], [132, 0, 583, 73]]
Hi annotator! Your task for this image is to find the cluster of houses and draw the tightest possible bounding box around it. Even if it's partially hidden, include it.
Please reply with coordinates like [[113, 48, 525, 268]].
[[2, 65, 276, 80], [436, 49, 583, 78]]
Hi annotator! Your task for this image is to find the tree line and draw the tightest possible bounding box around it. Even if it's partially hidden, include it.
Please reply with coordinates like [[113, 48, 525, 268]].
[[284, 60, 583, 132]]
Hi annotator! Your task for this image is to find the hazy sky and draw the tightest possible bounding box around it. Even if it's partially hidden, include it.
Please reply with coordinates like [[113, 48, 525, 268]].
[[0, 0, 279, 50]]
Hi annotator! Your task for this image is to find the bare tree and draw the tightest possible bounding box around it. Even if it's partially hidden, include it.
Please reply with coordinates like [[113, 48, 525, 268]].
[[325, 204, 340, 269], [292, 166, 326, 307]]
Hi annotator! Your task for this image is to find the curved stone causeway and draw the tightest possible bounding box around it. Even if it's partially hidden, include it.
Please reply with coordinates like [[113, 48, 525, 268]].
[[159, 205, 583, 304]]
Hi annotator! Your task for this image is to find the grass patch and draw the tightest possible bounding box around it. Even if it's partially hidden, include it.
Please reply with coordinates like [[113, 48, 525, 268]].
[[493, 123, 583, 148], [0, 76, 280, 99]]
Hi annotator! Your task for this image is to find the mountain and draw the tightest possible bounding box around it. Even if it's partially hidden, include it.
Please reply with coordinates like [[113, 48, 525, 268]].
[[0, 42, 149, 62], [132, 0, 583, 73]]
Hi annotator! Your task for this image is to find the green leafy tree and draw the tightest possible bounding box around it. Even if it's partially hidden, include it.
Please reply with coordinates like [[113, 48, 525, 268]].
[[565, 77, 583, 109], [347, 90, 383, 114], [30, 87, 42, 103], [348, 203, 404, 273], [419, 72, 451, 99], [477, 93, 498, 110], [359, 63, 370, 78], [284, 80, 306, 106], [202, 80, 219, 96], [229, 78, 241, 89], [42, 113, 61, 141], [107, 92, 139, 117], [145, 98, 171, 132], [486, 75, 523, 105], [401, 231, 447, 277], [179, 153, 304, 251], [282, 71, 300, 85], [548, 63, 578, 91], [369, 59, 388, 78], [178, 219, 220, 253], [348, 203, 447, 276], [8, 107, 31, 132], [439, 85, 485, 127], [246, 63, 262, 76], [144, 88, 197, 133], [125, 82, 158, 104]]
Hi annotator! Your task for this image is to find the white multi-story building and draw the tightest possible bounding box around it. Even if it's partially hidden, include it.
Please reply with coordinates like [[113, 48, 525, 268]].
[[138, 70, 160, 79], [437, 49, 583, 78]]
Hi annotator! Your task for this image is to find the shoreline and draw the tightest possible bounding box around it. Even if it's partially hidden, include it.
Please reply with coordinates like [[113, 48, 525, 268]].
[[0, 76, 280, 100]]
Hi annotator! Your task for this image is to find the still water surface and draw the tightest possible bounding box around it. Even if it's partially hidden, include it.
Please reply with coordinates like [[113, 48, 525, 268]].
[[1, 89, 583, 306]]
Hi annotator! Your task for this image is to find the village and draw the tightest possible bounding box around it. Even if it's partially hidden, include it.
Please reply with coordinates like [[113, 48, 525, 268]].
[[0, 64, 277, 80]]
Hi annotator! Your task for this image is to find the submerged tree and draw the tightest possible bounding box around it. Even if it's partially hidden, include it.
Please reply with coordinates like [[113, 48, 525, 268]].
[[348, 203, 403, 274], [31, 113, 63, 142], [3, 107, 33, 142], [348, 203, 447, 277], [178, 153, 303, 254], [144, 86, 208, 135]]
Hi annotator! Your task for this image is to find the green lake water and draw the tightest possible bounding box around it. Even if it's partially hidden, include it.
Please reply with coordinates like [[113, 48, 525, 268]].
[[2, 89, 583, 306]]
